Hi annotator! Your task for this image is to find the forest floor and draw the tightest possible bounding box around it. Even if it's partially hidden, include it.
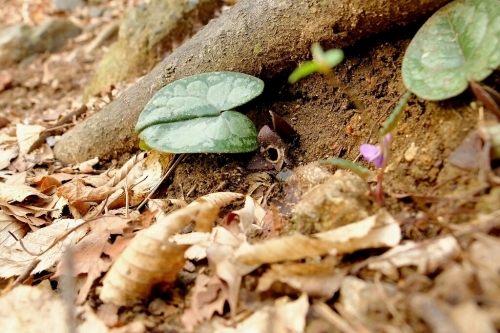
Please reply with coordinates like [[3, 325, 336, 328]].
[[1, 0, 500, 333]]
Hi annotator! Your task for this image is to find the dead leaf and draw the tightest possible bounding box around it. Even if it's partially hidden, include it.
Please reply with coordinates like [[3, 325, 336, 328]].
[[31, 175, 63, 193], [57, 179, 114, 204], [107, 151, 172, 208], [0, 70, 12, 92], [235, 209, 400, 266], [16, 124, 45, 155], [0, 285, 68, 333], [220, 196, 255, 237], [367, 235, 460, 279], [0, 210, 29, 246], [0, 146, 19, 170], [292, 170, 371, 233], [212, 293, 309, 333], [55, 215, 131, 304], [100, 192, 242, 306], [449, 301, 496, 333], [60, 157, 99, 174], [0, 218, 87, 278], [0, 182, 50, 203], [181, 274, 229, 331], [257, 260, 348, 298]]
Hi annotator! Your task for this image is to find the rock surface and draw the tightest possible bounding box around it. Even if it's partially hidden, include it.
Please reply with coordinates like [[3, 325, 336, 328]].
[[83, 0, 221, 99], [0, 18, 81, 68]]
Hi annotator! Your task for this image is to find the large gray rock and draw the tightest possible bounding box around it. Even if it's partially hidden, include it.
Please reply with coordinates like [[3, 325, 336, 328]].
[[0, 18, 81, 68], [83, 0, 220, 99], [53, 0, 87, 12]]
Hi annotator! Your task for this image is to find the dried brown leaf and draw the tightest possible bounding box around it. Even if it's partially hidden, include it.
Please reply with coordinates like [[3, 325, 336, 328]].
[[0, 218, 87, 278], [0, 146, 19, 170], [220, 196, 255, 236], [107, 151, 170, 208], [235, 209, 400, 266], [367, 235, 460, 279], [213, 294, 309, 333], [181, 274, 228, 331], [257, 260, 348, 298], [0, 210, 29, 246], [16, 123, 45, 155], [100, 192, 241, 306], [55, 216, 131, 304], [0, 182, 50, 203], [57, 179, 114, 204], [60, 157, 99, 174]]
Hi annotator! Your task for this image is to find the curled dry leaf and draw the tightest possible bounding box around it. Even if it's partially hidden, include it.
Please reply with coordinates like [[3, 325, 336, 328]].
[[368, 235, 460, 279], [256, 260, 348, 299], [0, 145, 19, 171], [0, 218, 87, 278], [57, 179, 114, 205], [54, 215, 132, 304], [0, 210, 29, 246], [212, 293, 309, 333], [60, 157, 100, 174], [235, 209, 400, 266], [107, 151, 174, 208], [100, 192, 242, 306], [0, 182, 51, 203]]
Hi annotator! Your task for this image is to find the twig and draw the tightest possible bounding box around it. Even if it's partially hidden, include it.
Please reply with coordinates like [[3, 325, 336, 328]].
[[137, 153, 187, 210], [105, 152, 148, 188], [312, 302, 358, 333], [59, 248, 76, 333], [14, 198, 109, 257], [85, 21, 119, 53], [28, 105, 88, 153], [11, 258, 40, 288]]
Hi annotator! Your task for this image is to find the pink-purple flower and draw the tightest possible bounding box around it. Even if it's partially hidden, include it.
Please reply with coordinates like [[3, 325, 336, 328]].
[[360, 134, 392, 168]]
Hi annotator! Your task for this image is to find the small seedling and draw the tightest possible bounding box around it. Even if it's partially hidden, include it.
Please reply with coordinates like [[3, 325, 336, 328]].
[[288, 43, 364, 110], [136, 71, 264, 154]]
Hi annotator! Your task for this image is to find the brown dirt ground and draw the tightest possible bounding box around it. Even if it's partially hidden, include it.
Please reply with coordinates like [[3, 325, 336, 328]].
[[1, 2, 500, 332]]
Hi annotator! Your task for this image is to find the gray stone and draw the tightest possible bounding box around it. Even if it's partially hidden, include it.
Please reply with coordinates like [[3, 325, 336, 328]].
[[31, 18, 82, 53], [53, 0, 86, 12], [0, 24, 34, 67], [0, 18, 81, 68]]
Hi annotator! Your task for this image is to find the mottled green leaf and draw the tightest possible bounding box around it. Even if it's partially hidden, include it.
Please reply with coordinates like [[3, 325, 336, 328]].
[[136, 71, 263, 153], [138, 111, 258, 153], [402, 0, 500, 100]]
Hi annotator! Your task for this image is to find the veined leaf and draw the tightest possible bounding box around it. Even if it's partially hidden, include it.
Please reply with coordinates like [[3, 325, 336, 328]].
[[136, 72, 263, 153], [402, 0, 500, 100]]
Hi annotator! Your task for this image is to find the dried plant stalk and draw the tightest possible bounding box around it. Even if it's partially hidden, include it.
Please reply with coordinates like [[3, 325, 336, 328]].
[[100, 192, 243, 306], [105, 152, 148, 188]]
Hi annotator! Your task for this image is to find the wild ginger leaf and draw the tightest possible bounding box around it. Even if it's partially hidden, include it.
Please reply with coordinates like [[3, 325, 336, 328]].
[[135, 72, 263, 153], [402, 0, 500, 100]]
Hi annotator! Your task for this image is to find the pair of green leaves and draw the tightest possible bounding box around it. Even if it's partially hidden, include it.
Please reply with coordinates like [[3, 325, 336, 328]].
[[136, 72, 264, 153], [403, 0, 500, 101]]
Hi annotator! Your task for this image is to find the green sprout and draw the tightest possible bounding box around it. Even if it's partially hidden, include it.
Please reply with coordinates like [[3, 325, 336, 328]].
[[289, 43, 364, 110]]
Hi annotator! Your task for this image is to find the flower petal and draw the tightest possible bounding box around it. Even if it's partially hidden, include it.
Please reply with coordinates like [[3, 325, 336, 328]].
[[360, 144, 380, 162]]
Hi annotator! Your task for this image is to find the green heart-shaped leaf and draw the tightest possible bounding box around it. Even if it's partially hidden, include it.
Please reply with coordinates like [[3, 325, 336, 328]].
[[138, 111, 258, 153], [402, 0, 500, 101], [136, 71, 264, 153]]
